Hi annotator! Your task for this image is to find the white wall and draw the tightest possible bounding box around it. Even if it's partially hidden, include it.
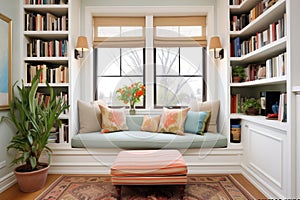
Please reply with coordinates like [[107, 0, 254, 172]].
[[0, 0, 21, 192]]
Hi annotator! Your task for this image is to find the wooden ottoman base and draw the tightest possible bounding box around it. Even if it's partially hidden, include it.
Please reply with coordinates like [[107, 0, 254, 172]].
[[110, 150, 187, 185]]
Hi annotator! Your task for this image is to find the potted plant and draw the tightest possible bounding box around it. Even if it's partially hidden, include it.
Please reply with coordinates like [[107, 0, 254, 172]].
[[242, 98, 261, 115], [0, 70, 69, 192], [232, 66, 246, 83]]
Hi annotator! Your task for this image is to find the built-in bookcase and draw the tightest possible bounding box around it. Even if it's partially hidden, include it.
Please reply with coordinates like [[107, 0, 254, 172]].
[[22, 0, 70, 144], [229, 0, 287, 130]]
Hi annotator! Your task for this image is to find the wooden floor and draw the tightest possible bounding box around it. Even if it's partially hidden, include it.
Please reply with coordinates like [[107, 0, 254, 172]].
[[0, 174, 266, 200]]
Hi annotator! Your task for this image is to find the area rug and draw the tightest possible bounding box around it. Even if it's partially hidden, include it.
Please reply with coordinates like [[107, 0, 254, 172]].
[[36, 175, 255, 200]]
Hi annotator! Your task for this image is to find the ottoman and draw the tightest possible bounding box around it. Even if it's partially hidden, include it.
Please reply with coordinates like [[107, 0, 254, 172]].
[[110, 149, 187, 185]]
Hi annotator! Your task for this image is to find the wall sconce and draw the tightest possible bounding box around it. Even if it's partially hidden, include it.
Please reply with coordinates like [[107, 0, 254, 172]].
[[74, 36, 89, 59], [209, 36, 224, 59]]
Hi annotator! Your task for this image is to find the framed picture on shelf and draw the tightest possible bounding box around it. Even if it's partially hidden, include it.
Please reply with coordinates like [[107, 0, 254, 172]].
[[0, 13, 12, 110]]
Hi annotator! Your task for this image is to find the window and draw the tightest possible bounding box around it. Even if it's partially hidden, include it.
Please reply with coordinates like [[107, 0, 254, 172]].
[[93, 16, 207, 109], [95, 48, 145, 107], [155, 47, 206, 107]]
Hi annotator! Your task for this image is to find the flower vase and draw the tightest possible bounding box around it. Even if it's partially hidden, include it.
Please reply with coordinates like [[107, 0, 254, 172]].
[[129, 104, 136, 115]]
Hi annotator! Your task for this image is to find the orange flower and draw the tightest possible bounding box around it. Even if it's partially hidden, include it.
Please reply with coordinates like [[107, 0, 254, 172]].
[[135, 90, 144, 98]]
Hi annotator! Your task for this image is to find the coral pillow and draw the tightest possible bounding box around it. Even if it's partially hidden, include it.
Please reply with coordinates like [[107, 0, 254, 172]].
[[99, 105, 128, 133], [158, 108, 190, 135], [140, 115, 161, 132]]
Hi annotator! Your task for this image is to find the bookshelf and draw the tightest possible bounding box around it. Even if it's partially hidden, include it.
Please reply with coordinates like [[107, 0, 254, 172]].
[[22, 0, 70, 144], [229, 0, 287, 123]]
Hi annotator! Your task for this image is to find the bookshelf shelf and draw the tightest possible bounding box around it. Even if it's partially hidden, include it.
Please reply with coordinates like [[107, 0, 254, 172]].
[[24, 57, 68, 64], [24, 31, 68, 39], [230, 36, 286, 64], [230, 0, 286, 38], [229, 0, 261, 14], [24, 5, 68, 15], [230, 113, 287, 131], [230, 76, 286, 87], [59, 113, 69, 120], [24, 83, 69, 87]]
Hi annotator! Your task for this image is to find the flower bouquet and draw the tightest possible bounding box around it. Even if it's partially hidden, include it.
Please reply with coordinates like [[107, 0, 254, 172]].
[[116, 82, 146, 114]]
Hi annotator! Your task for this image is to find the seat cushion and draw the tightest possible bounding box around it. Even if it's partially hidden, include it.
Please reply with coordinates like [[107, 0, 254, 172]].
[[71, 131, 227, 149]]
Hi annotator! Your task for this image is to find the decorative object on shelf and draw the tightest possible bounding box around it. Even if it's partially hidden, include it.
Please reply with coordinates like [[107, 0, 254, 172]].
[[0, 13, 12, 110], [116, 82, 146, 115], [0, 69, 69, 192], [209, 36, 224, 59], [242, 98, 261, 115], [272, 101, 279, 114], [230, 124, 241, 143], [75, 36, 89, 59], [257, 66, 266, 79], [232, 66, 246, 83]]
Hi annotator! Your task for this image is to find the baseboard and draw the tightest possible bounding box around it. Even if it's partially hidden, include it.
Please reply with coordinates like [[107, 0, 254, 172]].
[[0, 172, 16, 193]]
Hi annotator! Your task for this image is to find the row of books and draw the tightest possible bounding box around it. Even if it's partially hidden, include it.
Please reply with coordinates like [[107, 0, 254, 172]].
[[25, 0, 68, 5], [25, 63, 69, 84], [266, 52, 286, 78], [230, 0, 278, 22], [36, 91, 68, 113], [231, 94, 244, 114], [230, 14, 286, 57], [278, 93, 287, 122], [48, 123, 69, 143], [249, 0, 278, 23], [230, 14, 249, 32], [27, 39, 68, 57], [24, 12, 68, 31]]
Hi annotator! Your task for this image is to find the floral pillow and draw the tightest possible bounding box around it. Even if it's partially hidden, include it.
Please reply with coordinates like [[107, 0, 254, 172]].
[[99, 105, 128, 133], [140, 115, 161, 132], [157, 108, 190, 135]]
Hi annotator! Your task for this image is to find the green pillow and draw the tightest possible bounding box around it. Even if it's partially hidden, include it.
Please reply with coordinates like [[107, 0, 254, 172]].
[[184, 111, 210, 135]]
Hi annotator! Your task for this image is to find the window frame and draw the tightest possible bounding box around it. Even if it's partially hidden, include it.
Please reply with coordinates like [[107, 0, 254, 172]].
[[153, 47, 207, 108], [94, 47, 146, 108]]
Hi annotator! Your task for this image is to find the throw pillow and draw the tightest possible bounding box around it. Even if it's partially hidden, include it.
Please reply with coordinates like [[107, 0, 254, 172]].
[[190, 100, 220, 133], [184, 111, 210, 135], [77, 100, 104, 133], [99, 105, 128, 133], [140, 115, 161, 132], [157, 107, 190, 135], [93, 99, 107, 126]]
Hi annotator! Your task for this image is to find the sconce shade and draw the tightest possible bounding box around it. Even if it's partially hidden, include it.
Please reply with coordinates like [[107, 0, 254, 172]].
[[76, 36, 89, 51], [209, 36, 222, 51]]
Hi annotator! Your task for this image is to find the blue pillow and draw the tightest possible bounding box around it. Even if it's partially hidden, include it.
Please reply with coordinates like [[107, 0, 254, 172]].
[[184, 111, 210, 135]]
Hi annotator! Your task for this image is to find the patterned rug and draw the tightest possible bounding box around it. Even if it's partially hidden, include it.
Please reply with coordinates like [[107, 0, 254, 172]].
[[36, 175, 255, 200]]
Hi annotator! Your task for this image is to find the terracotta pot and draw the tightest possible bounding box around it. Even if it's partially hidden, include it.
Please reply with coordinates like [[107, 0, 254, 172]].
[[232, 76, 242, 83], [246, 107, 259, 115], [14, 163, 49, 193]]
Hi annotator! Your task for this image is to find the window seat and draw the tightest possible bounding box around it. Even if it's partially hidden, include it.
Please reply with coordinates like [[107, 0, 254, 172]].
[[71, 131, 227, 149], [71, 115, 227, 149]]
